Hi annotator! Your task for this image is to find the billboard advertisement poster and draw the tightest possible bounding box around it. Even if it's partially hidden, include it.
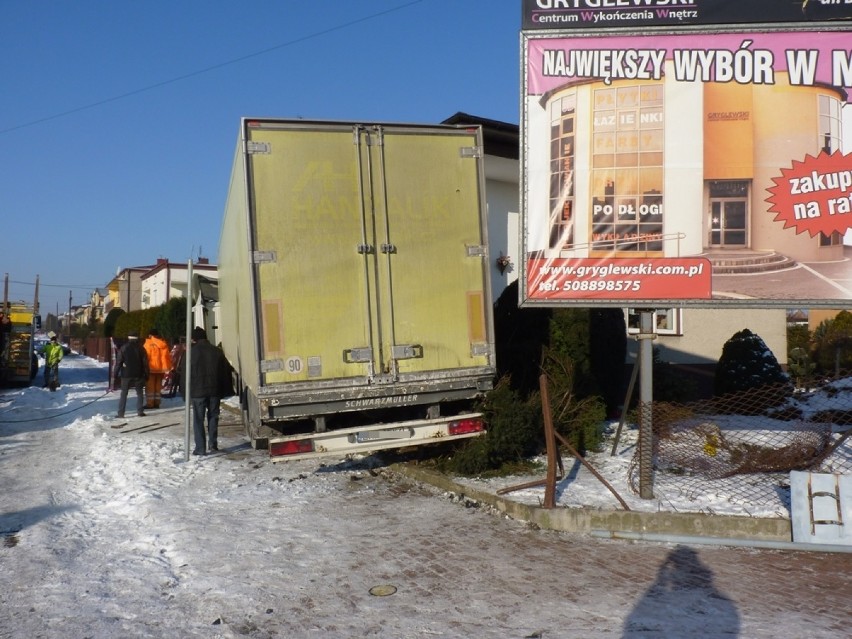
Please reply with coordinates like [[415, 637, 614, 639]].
[[522, 0, 852, 31], [521, 27, 852, 307]]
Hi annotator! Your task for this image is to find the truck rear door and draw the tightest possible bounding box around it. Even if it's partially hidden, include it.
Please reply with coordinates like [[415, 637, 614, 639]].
[[244, 120, 492, 387]]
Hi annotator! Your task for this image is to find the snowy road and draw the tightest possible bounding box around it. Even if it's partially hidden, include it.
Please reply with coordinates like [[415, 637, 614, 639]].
[[1, 355, 850, 638]]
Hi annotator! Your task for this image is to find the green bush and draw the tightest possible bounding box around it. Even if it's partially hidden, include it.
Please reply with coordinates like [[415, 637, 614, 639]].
[[444, 355, 607, 476], [107, 298, 188, 344], [548, 308, 596, 398], [155, 297, 188, 343], [492, 281, 551, 397], [103, 308, 124, 338], [541, 349, 607, 455], [714, 328, 791, 413], [787, 323, 810, 358], [444, 287, 621, 476], [813, 311, 852, 375], [714, 328, 788, 396], [652, 348, 696, 403], [446, 378, 543, 476], [589, 308, 627, 417]]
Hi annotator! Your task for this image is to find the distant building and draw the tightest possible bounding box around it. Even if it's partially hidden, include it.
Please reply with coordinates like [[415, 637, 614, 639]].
[[140, 258, 218, 309], [89, 288, 108, 323], [103, 258, 218, 313]]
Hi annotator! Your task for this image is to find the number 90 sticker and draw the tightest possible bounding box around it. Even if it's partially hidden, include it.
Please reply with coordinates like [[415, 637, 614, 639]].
[[285, 357, 303, 374]]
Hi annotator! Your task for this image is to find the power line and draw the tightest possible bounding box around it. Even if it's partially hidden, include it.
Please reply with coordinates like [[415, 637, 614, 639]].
[[0, 0, 426, 135], [8, 279, 102, 290]]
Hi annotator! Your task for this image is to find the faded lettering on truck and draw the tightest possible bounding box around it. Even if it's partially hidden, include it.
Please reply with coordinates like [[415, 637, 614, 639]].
[[344, 395, 419, 409]]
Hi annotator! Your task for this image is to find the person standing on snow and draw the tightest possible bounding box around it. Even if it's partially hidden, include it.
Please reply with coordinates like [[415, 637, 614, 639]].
[[42, 331, 64, 390], [187, 326, 227, 455], [143, 328, 172, 409], [114, 331, 149, 418]]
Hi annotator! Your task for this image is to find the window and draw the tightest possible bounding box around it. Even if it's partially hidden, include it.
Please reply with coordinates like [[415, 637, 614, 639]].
[[549, 93, 576, 249], [591, 83, 664, 254], [626, 308, 682, 336], [819, 95, 842, 154], [819, 231, 841, 247]]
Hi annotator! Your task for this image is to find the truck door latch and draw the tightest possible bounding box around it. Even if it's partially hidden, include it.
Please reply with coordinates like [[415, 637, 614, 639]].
[[343, 347, 373, 363], [392, 344, 423, 360]]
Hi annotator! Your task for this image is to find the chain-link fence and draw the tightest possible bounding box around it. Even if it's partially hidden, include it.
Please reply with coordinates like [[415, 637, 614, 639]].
[[627, 374, 852, 514]]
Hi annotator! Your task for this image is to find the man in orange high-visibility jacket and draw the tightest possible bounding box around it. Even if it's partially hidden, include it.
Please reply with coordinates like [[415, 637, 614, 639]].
[[143, 328, 173, 409]]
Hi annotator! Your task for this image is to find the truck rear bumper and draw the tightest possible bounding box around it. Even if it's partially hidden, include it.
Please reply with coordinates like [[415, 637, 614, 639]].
[[259, 371, 494, 421], [267, 413, 485, 462]]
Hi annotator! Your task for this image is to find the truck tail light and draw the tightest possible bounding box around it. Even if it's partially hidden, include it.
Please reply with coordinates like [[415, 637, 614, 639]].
[[448, 418, 485, 436], [270, 439, 314, 457]]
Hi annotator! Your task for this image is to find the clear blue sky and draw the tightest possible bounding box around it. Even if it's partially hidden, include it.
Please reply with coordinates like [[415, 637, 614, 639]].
[[0, 0, 521, 317]]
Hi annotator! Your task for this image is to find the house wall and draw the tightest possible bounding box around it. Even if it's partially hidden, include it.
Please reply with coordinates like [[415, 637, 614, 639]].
[[484, 161, 520, 305], [623, 307, 788, 399], [626, 308, 788, 365], [140, 265, 218, 310]]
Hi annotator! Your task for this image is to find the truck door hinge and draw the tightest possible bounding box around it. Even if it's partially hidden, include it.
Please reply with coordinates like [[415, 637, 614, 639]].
[[357, 127, 384, 147], [246, 141, 272, 155], [357, 244, 374, 255], [252, 250, 277, 264], [380, 243, 397, 254], [466, 245, 487, 257], [459, 146, 482, 159], [370, 127, 384, 147]]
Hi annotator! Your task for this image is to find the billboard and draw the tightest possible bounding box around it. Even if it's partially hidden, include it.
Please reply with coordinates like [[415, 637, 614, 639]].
[[520, 24, 852, 307], [522, 0, 852, 31]]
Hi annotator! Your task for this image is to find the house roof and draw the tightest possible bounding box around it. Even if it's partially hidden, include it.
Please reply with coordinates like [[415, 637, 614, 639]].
[[442, 112, 519, 160]]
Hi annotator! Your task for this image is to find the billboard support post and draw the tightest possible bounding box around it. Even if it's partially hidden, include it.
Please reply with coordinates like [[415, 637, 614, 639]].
[[638, 310, 655, 500]]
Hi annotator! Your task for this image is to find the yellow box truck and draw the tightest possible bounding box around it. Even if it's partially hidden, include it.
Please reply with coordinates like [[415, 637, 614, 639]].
[[219, 119, 496, 460], [1, 303, 39, 386]]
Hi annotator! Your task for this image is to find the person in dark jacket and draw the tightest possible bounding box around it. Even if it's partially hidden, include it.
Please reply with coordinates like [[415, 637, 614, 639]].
[[188, 326, 227, 455], [115, 331, 150, 418]]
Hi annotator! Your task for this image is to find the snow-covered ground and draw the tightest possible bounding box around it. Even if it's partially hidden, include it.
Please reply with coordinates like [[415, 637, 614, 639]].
[[455, 414, 850, 520], [1, 354, 850, 638], [450, 366, 852, 521]]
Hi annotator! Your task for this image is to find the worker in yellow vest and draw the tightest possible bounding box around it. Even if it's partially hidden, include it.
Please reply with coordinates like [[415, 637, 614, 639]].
[[42, 331, 64, 391]]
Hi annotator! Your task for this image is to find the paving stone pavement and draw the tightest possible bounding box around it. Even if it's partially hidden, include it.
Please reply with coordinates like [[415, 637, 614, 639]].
[[268, 471, 852, 638], [152, 414, 852, 637]]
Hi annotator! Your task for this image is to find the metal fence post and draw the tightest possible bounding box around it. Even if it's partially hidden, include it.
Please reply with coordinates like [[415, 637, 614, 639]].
[[638, 310, 656, 500]]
